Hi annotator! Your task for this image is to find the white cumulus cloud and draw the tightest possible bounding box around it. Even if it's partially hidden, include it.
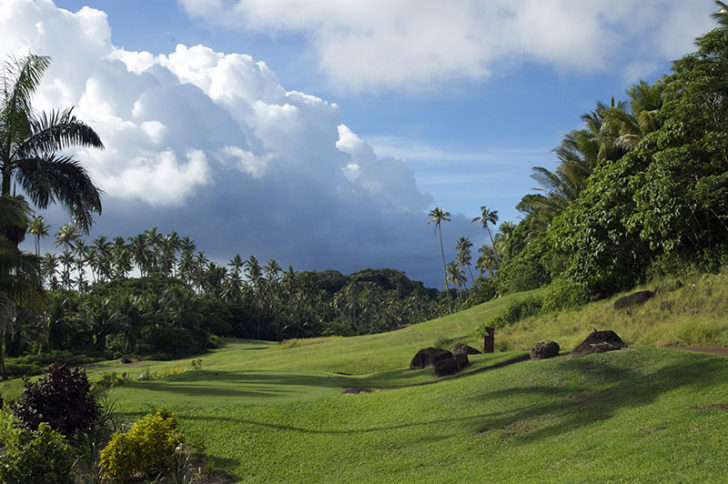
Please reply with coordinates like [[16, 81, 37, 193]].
[[1, 0, 464, 284], [177, 0, 716, 91]]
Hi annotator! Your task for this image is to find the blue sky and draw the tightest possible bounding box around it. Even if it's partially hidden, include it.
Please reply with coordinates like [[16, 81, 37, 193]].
[[2, 0, 718, 287]]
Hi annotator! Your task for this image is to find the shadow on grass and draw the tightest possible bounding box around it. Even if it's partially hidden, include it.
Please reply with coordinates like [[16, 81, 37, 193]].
[[113, 350, 728, 447], [467, 350, 728, 445], [120, 370, 348, 399]]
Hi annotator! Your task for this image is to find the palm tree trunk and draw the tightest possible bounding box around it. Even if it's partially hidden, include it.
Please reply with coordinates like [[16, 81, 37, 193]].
[[486, 226, 500, 269], [438, 227, 453, 313]]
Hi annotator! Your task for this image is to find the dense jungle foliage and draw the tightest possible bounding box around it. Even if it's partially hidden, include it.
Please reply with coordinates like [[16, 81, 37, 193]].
[[473, 11, 728, 300]]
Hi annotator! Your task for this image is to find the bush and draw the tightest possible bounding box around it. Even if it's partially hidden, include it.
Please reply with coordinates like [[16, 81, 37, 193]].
[[140, 326, 203, 358], [541, 281, 590, 313], [99, 407, 186, 481], [477, 296, 544, 336], [12, 362, 99, 437], [0, 407, 73, 484]]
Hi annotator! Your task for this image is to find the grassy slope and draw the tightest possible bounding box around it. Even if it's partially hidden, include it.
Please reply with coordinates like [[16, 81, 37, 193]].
[[99, 272, 728, 482], [4, 273, 728, 482]]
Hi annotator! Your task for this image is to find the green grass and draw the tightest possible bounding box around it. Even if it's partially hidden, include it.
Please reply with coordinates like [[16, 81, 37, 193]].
[[4, 273, 728, 482], [497, 272, 728, 351], [105, 347, 728, 483]]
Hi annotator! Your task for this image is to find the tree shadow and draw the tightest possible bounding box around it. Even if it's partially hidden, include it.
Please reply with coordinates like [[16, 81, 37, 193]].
[[466, 351, 728, 445], [119, 369, 348, 399]]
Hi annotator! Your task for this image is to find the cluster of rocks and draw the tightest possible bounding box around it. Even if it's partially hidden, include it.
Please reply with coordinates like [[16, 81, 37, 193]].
[[409, 326, 629, 376], [409, 343, 481, 376]]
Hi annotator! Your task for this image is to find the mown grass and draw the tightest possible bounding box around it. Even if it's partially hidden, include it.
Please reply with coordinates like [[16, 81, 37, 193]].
[[105, 347, 728, 482], [3, 273, 728, 482]]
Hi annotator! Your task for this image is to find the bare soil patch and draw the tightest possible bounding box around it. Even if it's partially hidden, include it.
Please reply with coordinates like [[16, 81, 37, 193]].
[[669, 346, 728, 356]]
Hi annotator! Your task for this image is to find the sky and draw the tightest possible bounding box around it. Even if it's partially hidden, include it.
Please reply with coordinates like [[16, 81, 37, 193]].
[[0, 0, 718, 287]]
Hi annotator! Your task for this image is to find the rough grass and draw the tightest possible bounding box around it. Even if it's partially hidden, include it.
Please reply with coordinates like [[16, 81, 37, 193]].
[[497, 272, 728, 351]]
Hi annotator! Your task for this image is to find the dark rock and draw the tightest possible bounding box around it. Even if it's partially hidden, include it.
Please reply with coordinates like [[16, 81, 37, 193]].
[[614, 290, 654, 310], [452, 343, 481, 355], [572, 330, 627, 358], [530, 341, 560, 361], [410, 347, 453, 369], [434, 354, 469, 376]]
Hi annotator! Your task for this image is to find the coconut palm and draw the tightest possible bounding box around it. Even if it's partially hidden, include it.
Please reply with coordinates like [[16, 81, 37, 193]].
[[455, 236, 475, 284], [0, 196, 45, 378], [28, 215, 49, 256], [477, 244, 499, 277], [0, 54, 103, 236], [427, 207, 452, 313], [445, 260, 467, 305], [472, 205, 499, 268]]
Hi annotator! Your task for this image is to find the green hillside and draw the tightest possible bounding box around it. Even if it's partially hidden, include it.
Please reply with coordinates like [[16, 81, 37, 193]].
[[65, 272, 728, 482]]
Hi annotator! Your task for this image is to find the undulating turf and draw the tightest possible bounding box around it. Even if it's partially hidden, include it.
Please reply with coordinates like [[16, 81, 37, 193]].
[[4, 273, 728, 482]]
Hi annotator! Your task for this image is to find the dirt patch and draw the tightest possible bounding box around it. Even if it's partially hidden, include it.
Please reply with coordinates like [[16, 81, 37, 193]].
[[692, 403, 728, 412], [670, 346, 728, 356], [343, 387, 373, 394]]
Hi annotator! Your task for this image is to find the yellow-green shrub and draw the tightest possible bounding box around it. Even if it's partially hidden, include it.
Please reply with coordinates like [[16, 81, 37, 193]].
[[99, 407, 186, 481]]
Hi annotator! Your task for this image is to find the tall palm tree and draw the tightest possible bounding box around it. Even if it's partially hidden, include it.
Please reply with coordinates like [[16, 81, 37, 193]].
[[477, 244, 499, 277], [455, 236, 475, 284], [28, 215, 49, 256], [0, 196, 45, 379], [427, 207, 452, 313], [0, 54, 103, 237], [472, 205, 499, 268], [445, 260, 467, 305]]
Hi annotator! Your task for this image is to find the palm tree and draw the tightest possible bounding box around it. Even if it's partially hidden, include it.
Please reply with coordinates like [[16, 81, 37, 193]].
[[28, 215, 49, 256], [55, 223, 79, 289], [477, 244, 499, 277], [455, 236, 475, 284], [472, 205, 499, 268], [41, 253, 58, 289], [427, 207, 453, 312], [0, 196, 45, 379], [445, 260, 467, 305], [0, 54, 103, 237]]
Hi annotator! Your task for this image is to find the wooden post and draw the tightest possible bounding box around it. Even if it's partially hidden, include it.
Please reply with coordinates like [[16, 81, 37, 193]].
[[483, 326, 495, 353]]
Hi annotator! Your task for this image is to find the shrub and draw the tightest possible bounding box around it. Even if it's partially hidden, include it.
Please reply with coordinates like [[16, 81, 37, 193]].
[[477, 296, 544, 336], [0, 407, 73, 484], [541, 281, 590, 313], [99, 407, 186, 481], [12, 362, 99, 437]]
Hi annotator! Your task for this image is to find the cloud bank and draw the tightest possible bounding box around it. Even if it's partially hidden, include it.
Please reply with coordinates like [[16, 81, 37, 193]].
[[2, 0, 480, 285], [177, 0, 715, 91]]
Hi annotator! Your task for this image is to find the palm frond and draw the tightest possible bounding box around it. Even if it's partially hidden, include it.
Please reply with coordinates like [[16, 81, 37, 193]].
[[20, 107, 104, 156], [14, 154, 102, 232]]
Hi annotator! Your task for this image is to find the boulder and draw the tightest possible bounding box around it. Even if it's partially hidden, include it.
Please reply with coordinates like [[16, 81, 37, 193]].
[[572, 330, 627, 358], [614, 290, 654, 310], [410, 347, 453, 369], [434, 354, 469, 376], [530, 341, 560, 361], [452, 343, 481, 355]]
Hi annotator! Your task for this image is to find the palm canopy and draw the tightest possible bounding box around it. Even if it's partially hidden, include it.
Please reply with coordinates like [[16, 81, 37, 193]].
[[1, 54, 103, 233]]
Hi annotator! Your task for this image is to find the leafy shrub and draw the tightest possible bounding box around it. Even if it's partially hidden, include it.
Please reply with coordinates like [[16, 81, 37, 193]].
[[0, 407, 73, 484], [477, 296, 544, 336], [90, 371, 132, 393], [207, 334, 223, 348], [99, 407, 186, 481], [12, 362, 99, 436], [140, 326, 203, 358], [541, 281, 590, 313]]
